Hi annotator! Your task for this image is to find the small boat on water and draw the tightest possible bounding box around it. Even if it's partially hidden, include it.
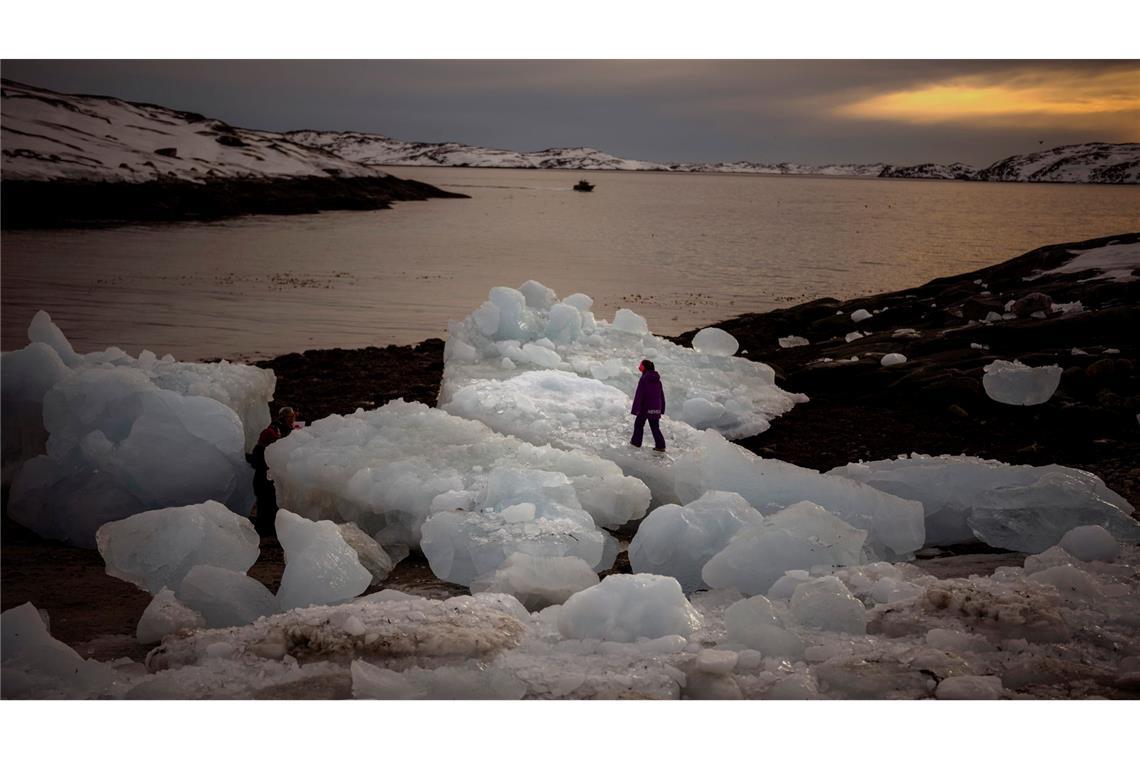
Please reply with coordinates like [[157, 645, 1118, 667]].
[[573, 180, 595, 192]]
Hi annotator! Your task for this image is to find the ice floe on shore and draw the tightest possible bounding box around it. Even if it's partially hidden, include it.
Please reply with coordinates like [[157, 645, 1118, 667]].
[[440, 281, 806, 439], [1, 312, 273, 547], [830, 454, 1139, 551], [265, 399, 650, 550]]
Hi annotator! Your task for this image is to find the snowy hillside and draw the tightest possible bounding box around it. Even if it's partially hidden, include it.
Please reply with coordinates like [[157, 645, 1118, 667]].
[[975, 142, 1140, 183], [285, 131, 671, 172], [880, 162, 979, 180], [288, 130, 1138, 184], [1, 79, 385, 183], [287, 130, 891, 177]]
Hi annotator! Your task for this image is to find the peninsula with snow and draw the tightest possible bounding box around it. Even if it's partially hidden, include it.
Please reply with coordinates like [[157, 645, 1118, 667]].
[[2, 232, 1137, 699], [0, 79, 464, 227]]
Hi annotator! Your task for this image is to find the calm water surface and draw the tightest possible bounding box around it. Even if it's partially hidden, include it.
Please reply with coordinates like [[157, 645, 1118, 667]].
[[3, 168, 1137, 360]]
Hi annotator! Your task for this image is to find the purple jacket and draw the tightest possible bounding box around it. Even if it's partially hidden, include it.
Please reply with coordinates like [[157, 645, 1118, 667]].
[[631, 370, 666, 416]]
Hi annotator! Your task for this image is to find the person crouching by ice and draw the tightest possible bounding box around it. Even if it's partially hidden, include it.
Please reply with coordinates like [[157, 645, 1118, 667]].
[[630, 359, 667, 452], [249, 406, 298, 538]]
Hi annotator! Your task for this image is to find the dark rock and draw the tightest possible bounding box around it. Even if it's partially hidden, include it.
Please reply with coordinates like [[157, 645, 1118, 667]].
[[1011, 292, 1054, 317], [1061, 366, 1087, 396], [961, 296, 1005, 321], [924, 374, 983, 405], [1085, 358, 1118, 389], [215, 134, 246, 148], [154, 147, 178, 158]]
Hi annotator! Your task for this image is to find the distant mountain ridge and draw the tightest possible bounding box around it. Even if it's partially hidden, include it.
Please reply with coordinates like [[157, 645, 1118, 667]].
[[288, 130, 1140, 184]]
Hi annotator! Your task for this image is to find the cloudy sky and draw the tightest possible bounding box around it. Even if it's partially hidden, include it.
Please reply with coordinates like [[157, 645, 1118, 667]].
[[4, 60, 1138, 166]]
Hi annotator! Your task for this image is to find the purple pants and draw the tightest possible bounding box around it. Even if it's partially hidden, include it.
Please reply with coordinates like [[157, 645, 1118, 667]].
[[631, 413, 666, 449]]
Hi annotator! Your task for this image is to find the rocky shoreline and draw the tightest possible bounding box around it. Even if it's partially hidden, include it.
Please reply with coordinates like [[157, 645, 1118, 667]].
[[0, 175, 467, 229], [2, 232, 1137, 650]]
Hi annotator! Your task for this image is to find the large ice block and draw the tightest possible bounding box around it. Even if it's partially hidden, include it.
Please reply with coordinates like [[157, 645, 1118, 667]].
[[982, 360, 1062, 406], [265, 399, 649, 547], [675, 431, 925, 558], [470, 553, 599, 610], [96, 500, 260, 593], [177, 565, 279, 628], [701, 501, 868, 595], [136, 588, 208, 644], [2, 312, 272, 548], [420, 468, 616, 587], [830, 454, 1138, 552], [276, 510, 373, 610], [1, 602, 116, 698], [557, 573, 702, 642], [628, 491, 763, 593]]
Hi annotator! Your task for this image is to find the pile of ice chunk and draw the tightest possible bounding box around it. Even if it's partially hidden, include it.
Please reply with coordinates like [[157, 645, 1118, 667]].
[[628, 491, 762, 593], [724, 595, 804, 657], [421, 468, 617, 587], [831, 454, 1139, 551], [1, 311, 274, 547], [702, 501, 868, 595], [557, 574, 702, 642], [789, 577, 867, 634], [674, 431, 925, 558], [441, 281, 806, 439], [265, 400, 650, 551], [177, 565, 278, 628], [442, 369, 704, 506], [276, 510, 374, 610], [136, 589, 207, 645], [471, 553, 599, 610], [982, 359, 1062, 406], [96, 500, 260, 593]]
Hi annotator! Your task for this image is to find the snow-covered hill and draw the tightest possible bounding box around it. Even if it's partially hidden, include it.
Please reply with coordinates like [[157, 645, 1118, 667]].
[[287, 130, 891, 177], [285, 131, 671, 172], [975, 142, 1140, 183], [287, 129, 1138, 184], [880, 162, 980, 180], [1, 79, 386, 183]]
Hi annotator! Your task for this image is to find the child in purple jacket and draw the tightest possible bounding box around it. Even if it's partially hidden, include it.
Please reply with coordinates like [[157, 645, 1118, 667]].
[[630, 359, 667, 451]]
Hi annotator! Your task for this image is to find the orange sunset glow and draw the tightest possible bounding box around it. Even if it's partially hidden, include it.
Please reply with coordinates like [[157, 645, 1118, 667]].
[[839, 66, 1140, 137]]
